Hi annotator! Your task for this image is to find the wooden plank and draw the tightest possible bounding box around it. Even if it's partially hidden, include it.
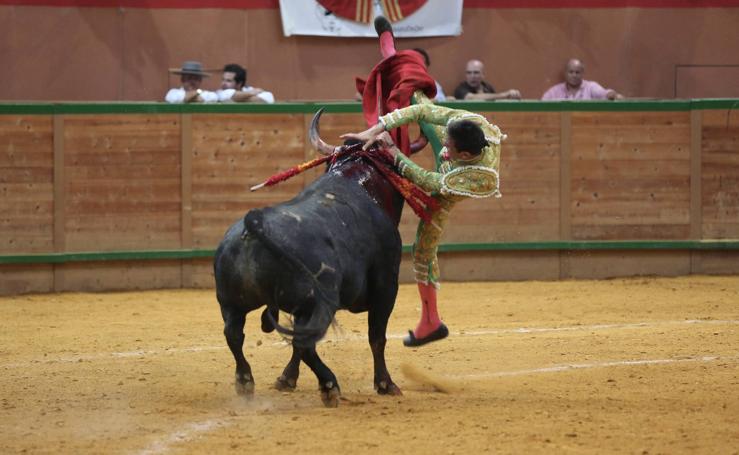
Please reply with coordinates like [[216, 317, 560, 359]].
[[490, 112, 561, 128], [65, 213, 181, 229], [65, 164, 180, 180], [0, 151, 54, 166], [690, 110, 702, 273], [0, 116, 54, 255], [500, 144, 560, 160], [0, 167, 54, 183], [702, 109, 739, 127], [701, 110, 739, 238], [570, 111, 692, 241], [572, 224, 691, 240], [560, 111, 571, 278], [53, 115, 65, 291], [181, 114, 193, 287], [560, 111, 571, 240], [572, 112, 690, 127], [191, 113, 307, 248], [62, 114, 182, 252], [572, 142, 690, 160], [572, 130, 692, 144]]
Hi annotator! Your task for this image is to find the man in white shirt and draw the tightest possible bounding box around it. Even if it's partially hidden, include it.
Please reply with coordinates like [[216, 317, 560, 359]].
[[217, 64, 275, 104], [164, 61, 218, 104]]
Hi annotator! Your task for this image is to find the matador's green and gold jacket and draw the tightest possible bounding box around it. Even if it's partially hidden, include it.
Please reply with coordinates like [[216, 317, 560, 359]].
[[379, 103, 505, 202]]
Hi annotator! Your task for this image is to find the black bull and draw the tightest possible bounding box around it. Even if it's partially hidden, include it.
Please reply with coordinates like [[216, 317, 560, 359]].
[[214, 110, 421, 407]]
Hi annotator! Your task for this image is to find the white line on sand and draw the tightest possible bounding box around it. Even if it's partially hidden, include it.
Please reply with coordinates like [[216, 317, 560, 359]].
[[381, 319, 739, 340], [3, 319, 737, 368], [135, 418, 234, 455], [454, 354, 739, 379]]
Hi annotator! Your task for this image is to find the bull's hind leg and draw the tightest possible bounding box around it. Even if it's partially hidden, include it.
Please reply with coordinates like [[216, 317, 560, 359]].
[[274, 346, 301, 391], [220, 305, 255, 396], [368, 275, 402, 396], [300, 347, 340, 407]]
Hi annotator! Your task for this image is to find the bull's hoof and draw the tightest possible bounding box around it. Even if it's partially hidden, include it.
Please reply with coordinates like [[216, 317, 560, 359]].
[[274, 375, 297, 391], [320, 381, 341, 408], [376, 380, 403, 396], [235, 375, 255, 397]]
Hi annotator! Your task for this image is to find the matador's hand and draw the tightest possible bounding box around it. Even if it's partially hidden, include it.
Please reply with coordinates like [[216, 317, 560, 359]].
[[341, 123, 386, 151], [375, 131, 401, 158]]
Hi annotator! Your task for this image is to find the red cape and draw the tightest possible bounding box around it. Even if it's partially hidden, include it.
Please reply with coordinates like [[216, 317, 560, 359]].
[[356, 50, 437, 155]]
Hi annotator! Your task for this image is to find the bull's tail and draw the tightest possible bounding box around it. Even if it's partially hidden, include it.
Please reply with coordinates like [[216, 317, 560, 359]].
[[243, 209, 337, 348]]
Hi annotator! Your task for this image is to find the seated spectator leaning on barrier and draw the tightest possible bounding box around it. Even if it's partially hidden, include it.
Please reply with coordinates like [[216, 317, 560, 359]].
[[412, 48, 446, 102], [542, 58, 623, 100], [453, 59, 521, 101], [165, 61, 218, 103], [217, 64, 275, 104]]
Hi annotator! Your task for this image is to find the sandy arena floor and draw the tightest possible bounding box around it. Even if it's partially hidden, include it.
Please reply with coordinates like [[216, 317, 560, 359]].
[[0, 276, 737, 454]]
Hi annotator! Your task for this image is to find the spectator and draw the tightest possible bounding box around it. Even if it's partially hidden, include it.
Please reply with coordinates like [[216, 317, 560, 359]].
[[542, 58, 623, 100], [217, 63, 275, 104], [165, 61, 218, 104], [412, 48, 446, 102], [453, 59, 521, 101]]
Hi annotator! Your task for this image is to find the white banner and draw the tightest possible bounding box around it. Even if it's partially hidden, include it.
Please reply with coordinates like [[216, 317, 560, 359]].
[[279, 0, 463, 38]]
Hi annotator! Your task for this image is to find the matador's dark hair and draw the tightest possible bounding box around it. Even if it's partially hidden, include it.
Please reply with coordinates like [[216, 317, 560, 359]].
[[447, 120, 488, 156]]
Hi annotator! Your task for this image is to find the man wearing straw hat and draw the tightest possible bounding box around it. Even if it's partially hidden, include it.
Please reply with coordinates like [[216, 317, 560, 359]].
[[165, 60, 218, 104]]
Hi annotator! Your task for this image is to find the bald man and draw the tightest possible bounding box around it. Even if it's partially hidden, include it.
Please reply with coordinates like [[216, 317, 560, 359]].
[[542, 58, 623, 100], [453, 59, 521, 101]]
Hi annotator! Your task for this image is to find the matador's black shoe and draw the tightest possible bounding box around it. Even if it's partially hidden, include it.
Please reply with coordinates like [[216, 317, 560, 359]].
[[403, 323, 449, 347], [374, 15, 394, 37]]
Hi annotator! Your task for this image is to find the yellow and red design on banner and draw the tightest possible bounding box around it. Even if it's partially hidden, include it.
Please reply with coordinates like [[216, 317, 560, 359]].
[[317, 0, 428, 23]]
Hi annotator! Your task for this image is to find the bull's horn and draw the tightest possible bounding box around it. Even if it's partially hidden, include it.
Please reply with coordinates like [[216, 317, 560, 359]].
[[309, 108, 337, 156]]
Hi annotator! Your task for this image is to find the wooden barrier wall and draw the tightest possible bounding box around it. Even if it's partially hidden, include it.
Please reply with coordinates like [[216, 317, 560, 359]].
[[1, 101, 738, 294]]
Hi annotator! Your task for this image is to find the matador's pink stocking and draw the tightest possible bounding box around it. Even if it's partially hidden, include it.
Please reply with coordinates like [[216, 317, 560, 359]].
[[413, 282, 442, 338]]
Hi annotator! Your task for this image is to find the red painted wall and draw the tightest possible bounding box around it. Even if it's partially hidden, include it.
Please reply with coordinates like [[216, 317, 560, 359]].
[[0, 3, 737, 101]]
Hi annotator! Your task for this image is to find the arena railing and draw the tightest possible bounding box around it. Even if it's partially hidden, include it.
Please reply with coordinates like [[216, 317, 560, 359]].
[[1, 98, 738, 268]]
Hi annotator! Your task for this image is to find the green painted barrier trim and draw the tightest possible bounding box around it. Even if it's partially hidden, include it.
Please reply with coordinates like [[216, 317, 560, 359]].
[[0, 249, 216, 265], [2, 240, 737, 265], [2, 99, 738, 115], [430, 240, 739, 253], [0, 102, 364, 115]]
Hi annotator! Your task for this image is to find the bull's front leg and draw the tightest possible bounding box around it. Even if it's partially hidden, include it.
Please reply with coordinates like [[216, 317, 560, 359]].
[[368, 305, 402, 396], [274, 345, 301, 391], [221, 306, 255, 396]]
